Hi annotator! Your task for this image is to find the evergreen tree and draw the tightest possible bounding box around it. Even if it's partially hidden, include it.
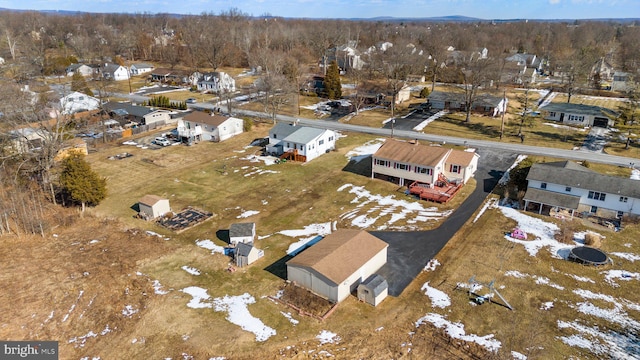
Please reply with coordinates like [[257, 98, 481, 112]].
[[324, 61, 342, 100], [59, 153, 107, 212]]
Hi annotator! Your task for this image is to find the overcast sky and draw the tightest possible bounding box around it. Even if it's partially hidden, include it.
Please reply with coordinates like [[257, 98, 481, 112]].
[[1, 0, 638, 19]]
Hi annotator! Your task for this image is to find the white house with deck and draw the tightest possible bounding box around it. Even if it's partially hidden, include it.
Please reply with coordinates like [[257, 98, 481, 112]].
[[286, 229, 388, 303], [371, 139, 479, 187], [266, 123, 336, 162]]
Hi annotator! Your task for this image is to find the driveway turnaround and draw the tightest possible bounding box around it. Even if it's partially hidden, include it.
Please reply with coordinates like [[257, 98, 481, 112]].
[[371, 148, 518, 296]]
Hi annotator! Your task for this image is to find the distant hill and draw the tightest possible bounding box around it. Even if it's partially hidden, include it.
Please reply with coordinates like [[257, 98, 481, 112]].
[[0, 7, 638, 23]]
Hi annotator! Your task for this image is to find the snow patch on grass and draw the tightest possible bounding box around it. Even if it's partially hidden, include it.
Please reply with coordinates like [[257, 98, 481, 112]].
[[416, 313, 501, 353], [421, 282, 451, 308], [195, 239, 226, 255]]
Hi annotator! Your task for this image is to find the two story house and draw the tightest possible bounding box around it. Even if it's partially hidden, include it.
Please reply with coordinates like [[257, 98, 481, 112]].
[[371, 139, 479, 187], [523, 161, 640, 219], [177, 111, 243, 143]]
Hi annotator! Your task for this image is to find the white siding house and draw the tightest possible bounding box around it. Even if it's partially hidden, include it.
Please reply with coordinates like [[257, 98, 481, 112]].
[[60, 92, 100, 115], [66, 64, 95, 77], [540, 103, 616, 128], [286, 229, 388, 303], [102, 63, 130, 81], [196, 72, 236, 93], [524, 161, 640, 219], [372, 139, 479, 187], [229, 223, 256, 246], [138, 195, 171, 220], [177, 111, 243, 143], [266, 123, 336, 162], [130, 63, 155, 76]]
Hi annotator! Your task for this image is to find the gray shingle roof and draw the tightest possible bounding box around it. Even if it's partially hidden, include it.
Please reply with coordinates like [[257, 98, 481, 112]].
[[523, 187, 581, 209], [270, 123, 299, 140], [230, 223, 255, 238], [282, 127, 326, 144], [361, 274, 388, 297], [540, 102, 618, 117], [236, 242, 255, 257], [527, 161, 640, 198], [103, 101, 152, 118]]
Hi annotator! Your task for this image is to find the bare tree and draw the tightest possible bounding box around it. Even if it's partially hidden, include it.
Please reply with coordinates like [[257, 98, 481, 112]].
[[461, 57, 496, 122]]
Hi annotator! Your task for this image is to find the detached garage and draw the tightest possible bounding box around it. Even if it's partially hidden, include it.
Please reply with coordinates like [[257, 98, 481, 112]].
[[286, 229, 388, 303]]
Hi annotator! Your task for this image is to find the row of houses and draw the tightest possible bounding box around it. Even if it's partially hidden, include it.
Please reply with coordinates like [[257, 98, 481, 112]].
[[66, 62, 236, 93]]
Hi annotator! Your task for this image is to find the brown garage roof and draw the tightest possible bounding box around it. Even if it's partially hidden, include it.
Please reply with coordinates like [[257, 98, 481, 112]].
[[445, 149, 478, 166], [139, 194, 164, 206], [286, 229, 388, 285], [374, 139, 451, 167]]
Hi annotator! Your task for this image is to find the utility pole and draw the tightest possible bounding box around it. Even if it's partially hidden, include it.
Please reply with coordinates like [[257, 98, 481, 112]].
[[500, 90, 506, 140]]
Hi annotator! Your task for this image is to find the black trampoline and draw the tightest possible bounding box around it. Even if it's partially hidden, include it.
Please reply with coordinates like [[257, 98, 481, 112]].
[[569, 246, 610, 266]]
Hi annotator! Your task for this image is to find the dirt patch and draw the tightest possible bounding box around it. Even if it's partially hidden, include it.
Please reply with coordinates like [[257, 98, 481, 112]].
[[279, 282, 335, 318]]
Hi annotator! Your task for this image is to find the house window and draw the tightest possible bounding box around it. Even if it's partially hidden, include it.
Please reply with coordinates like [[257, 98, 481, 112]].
[[590, 206, 598, 213], [588, 191, 606, 201], [273, 134, 277, 139], [450, 165, 460, 173], [396, 163, 409, 171], [549, 112, 556, 117], [319, 139, 324, 145], [329, 136, 334, 141], [375, 159, 390, 167], [565, 186, 571, 192], [415, 167, 432, 175], [541, 182, 547, 189], [620, 196, 628, 203], [617, 211, 624, 218], [287, 142, 290, 148]]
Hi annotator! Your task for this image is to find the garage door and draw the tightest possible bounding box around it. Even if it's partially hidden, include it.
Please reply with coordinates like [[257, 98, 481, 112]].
[[593, 117, 609, 128]]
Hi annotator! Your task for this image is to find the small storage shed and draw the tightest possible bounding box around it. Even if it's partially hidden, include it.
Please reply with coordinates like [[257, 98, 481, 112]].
[[357, 274, 388, 306], [229, 222, 256, 246], [138, 195, 170, 220], [235, 242, 264, 267]]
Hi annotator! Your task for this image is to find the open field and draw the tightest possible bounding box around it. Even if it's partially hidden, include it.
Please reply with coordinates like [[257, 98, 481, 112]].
[[2, 123, 640, 358]]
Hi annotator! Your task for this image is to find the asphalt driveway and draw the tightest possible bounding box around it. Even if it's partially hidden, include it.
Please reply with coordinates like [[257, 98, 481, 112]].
[[371, 148, 518, 296]]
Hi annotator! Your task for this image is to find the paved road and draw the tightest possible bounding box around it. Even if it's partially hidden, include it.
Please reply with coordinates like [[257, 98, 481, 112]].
[[371, 148, 518, 296]]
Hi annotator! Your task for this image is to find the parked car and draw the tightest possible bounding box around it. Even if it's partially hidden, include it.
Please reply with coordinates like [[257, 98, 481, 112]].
[[153, 137, 171, 147], [186, 98, 197, 104]]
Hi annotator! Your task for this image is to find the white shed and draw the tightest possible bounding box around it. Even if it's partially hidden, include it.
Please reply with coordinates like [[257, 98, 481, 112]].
[[235, 242, 264, 267], [229, 223, 256, 246], [357, 274, 388, 306], [138, 195, 171, 220], [286, 229, 388, 303]]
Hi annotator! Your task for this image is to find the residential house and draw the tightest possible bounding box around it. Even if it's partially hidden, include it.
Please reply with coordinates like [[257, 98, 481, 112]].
[[265, 123, 336, 162], [503, 53, 543, 85], [101, 63, 130, 81], [427, 91, 507, 116], [103, 101, 172, 126], [6, 127, 47, 154], [235, 242, 264, 267], [229, 222, 256, 246], [325, 41, 367, 72], [371, 139, 479, 187], [177, 111, 244, 143], [357, 274, 388, 307], [591, 57, 616, 83], [60, 91, 101, 115], [138, 195, 171, 220], [65, 63, 96, 77], [286, 229, 388, 303], [129, 63, 155, 76], [196, 72, 236, 93], [540, 102, 616, 128], [612, 72, 632, 92], [523, 161, 640, 219], [151, 68, 200, 85]]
